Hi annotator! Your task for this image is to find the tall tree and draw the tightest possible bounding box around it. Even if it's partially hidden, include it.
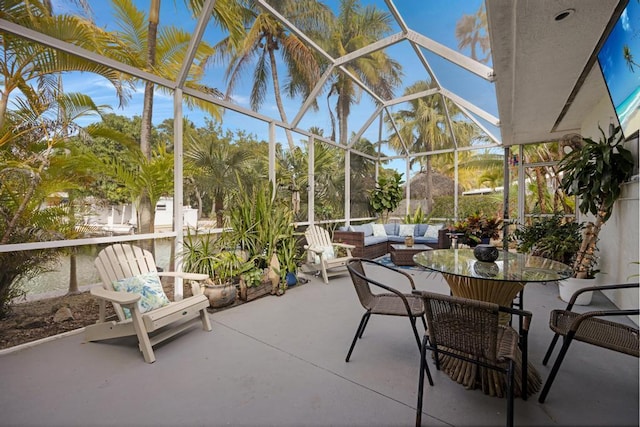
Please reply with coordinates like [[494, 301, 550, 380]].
[[387, 80, 478, 212], [108, 0, 237, 238], [324, 0, 402, 145], [217, 0, 331, 150]]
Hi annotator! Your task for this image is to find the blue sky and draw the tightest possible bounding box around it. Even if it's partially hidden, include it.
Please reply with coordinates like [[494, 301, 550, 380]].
[[51, 0, 497, 168]]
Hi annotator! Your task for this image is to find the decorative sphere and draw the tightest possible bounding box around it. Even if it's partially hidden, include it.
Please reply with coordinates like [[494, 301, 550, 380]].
[[473, 244, 499, 262]]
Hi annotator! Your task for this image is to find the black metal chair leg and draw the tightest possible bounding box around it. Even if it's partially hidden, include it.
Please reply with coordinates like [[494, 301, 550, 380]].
[[358, 313, 371, 338], [541, 333, 561, 365], [538, 333, 575, 403], [507, 360, 515, 427], [416, 334, 433, 427], [346, 312, 370, 362]]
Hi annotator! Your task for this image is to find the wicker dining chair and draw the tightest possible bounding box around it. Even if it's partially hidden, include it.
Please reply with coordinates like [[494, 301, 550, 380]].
[[413, 291, 532, 427], [345, 258, 427, 362], [538, 282, 639, 403]]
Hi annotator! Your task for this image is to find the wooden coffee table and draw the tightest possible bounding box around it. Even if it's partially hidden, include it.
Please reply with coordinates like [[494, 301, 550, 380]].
[[389, 244, 432, 266]]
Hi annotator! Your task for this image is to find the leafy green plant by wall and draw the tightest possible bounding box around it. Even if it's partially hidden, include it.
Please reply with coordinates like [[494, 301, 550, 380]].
[[510, 213, 583, 265]]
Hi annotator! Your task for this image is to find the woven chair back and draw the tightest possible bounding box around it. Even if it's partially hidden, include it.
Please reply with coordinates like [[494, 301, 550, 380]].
[[422, 292, 501, 361], [346, 259, 377, 310]]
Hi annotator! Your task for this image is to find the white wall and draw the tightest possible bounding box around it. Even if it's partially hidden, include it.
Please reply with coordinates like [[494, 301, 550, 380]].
[[580, 96, 639, 322]]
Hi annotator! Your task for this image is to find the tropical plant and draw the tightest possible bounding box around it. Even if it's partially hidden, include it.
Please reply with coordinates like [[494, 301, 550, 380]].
[[452, 212, 502, 245], [324, 0, 402, 145], [511, 214, 584, 265], [369, 171, 404, 223], [0, 0, 129, 129], [184, 129, 253, 227], [558, 126, 634, 278]]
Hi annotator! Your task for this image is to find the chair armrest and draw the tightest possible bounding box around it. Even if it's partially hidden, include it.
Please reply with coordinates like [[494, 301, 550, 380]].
[[157, 271, 209, 281], [565, 282, 639, 311], [304, 245, 323, 254], [333, 242, 356, 250], [90, 287, 141, 305], [567, 309, 640, 333]]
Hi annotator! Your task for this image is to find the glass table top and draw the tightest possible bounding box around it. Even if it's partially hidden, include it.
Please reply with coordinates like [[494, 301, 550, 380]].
[[413, 249, 573, 283]]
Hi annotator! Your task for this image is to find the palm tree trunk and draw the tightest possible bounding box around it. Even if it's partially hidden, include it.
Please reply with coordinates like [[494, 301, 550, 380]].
[[68, 249, 79, 294], [138, 0, 160, 250], [534, 167, 547, 212], [268, 48, 295, 150], [214, 192, 224, 228]]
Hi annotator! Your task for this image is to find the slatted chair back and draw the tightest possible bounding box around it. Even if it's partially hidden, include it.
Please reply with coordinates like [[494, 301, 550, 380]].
[[345, 259, 376, 310], [94, 243, 158, 321]]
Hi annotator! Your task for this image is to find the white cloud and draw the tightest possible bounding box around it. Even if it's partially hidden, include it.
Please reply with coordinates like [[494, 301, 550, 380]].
[[621, 9, 630, 32]]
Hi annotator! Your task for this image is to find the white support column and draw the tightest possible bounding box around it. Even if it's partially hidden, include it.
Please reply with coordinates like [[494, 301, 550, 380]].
[[308, 136, 315, 225], [454, 150, 459, 220], [345, 149, 351, 226], [518, 145, 525, 224], [173, 88, 184, 300], [269, 122, 276, 195], [405, 157, 411, 217]]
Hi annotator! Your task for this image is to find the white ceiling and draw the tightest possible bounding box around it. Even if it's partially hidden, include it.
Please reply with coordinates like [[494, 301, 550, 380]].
[[486, 0, 626, 146]]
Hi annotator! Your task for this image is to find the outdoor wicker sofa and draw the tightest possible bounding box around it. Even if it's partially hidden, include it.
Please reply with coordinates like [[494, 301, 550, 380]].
[[333, 223, 449, 259]]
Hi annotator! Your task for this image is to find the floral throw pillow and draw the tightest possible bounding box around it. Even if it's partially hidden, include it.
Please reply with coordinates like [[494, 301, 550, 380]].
[[313, 245, 336, 264], [112, 272, 170, 319]]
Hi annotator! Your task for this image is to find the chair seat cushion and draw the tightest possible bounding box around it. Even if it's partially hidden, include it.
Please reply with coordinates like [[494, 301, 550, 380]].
[[113, 272, 171, 318]]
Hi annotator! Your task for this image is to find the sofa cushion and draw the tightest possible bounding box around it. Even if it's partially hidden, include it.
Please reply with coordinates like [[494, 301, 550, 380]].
[[387, 235, 406, 243], [414, 237, 437, 245], [364, 235, 388, 246], [424, 223, 444, 239], [372, 223, 387, 237], [384, 223, 399, 236], [398, 224, 415, 237], [415, 224, 428, 237], [352, 223, 374, 237]]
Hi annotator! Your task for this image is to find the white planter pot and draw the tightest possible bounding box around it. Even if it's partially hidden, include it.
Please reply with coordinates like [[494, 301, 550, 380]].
[[558, 277, 595, 305]]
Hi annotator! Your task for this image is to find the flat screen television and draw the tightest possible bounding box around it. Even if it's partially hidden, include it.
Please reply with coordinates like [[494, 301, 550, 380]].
[[597, 0, 640, 139]]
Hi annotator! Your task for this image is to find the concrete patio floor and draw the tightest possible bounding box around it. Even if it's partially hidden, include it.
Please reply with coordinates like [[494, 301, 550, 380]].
[[0, 264, 638, 427]]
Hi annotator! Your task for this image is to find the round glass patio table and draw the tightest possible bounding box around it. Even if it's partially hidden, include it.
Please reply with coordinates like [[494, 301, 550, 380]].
[[413, 249, 573, 398]]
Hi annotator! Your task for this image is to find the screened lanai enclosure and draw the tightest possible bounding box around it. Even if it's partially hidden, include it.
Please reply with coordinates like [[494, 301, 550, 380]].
[[1, 0, 638, 301]]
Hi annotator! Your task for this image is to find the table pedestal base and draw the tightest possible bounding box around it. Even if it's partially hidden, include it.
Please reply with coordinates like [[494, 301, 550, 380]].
[[439, 273, 541, 398]]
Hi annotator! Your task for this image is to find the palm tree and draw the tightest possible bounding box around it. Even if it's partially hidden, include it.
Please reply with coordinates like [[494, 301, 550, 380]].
[[324, 0, 402, 145], [217, 0, 331, 150], [455, 3, 490, 63], [623, 45, 639, 72], [108, 0, 238, 237], [388, 80, 479, 212], [0, 0, 129, 129], [184, 134, 253, 227]]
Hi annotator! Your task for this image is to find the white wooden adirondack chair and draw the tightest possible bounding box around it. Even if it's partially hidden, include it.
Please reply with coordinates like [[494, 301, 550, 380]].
[[85, 243, 212, 363], [304, 225, 355, 284]]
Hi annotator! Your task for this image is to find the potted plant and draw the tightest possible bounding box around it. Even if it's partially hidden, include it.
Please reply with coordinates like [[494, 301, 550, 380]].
[[277, 232, 303, 287], [452, 212, 502, 247], [556, 125, 634, 303], [181, 231, 238, 308]]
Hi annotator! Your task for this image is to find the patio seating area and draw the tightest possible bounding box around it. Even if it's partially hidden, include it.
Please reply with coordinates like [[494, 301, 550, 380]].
[[0, 264, 637, 426]]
